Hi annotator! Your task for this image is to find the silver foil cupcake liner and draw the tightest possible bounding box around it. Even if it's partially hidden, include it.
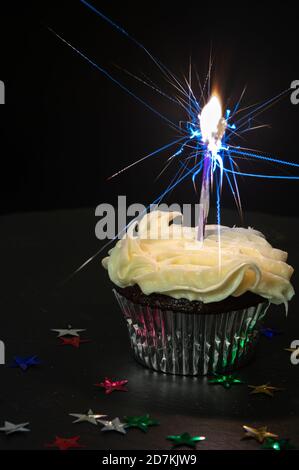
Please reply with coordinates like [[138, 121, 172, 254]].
[[113, 289, 269, 376]]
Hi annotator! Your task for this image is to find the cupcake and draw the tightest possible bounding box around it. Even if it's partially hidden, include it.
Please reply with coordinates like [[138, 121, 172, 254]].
[[102, 210, 294, 375]]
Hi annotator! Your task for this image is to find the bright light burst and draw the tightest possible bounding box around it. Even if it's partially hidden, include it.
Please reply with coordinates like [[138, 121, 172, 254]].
[[71, 2, 299, 219], [200, 95, 226, 154], [50, 1, 299, 214]]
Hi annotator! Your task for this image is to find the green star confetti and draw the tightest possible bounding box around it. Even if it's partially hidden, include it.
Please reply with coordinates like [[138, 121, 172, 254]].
[[262, 438, 295, 450], [208, 374, 243, 389], [124, 414, 159, 432], [167, 432, 206, 448]]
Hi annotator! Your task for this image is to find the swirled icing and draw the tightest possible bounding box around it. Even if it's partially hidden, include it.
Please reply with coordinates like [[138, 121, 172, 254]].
[[102, 211, 294, 305]]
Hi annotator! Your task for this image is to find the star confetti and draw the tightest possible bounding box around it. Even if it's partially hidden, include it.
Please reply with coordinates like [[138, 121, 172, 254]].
[[45, 436, 85, 451], [95, 377, 128, 394], [51, 325, 86, 337], [208, 374, 243, 389], [167, 432, 206, 448], [60, 337, 91, 348], [242, 425, 278, 443], [10, 355, 41, 371], [0, 421, 30, 435], [69, 409, 107, 425], [260, 327, 281, 339], [98, 418, 127, 434], [262, 437, 295, 450], [124, 414, 159, 432], [248, 383, 284, 397]]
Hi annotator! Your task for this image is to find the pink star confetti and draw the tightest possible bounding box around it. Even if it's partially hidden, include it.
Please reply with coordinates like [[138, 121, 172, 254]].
[[95, 377, 128, 394]]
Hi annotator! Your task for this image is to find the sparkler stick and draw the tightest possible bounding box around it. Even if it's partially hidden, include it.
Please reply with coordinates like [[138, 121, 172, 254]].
[[197, 154, 211, 242]]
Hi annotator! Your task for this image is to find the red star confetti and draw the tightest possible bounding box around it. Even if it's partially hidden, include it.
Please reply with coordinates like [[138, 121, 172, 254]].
[[59, 336, 91, 348], [45, 436, 85, 451], [95, 377, 128, 394]]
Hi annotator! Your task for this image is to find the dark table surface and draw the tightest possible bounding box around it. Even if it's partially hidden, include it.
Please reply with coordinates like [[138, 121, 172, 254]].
[[0, 207, 298, 450]]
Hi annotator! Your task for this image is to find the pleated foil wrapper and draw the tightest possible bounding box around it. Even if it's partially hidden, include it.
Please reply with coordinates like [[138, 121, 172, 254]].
[[114, 289, 270, 376]]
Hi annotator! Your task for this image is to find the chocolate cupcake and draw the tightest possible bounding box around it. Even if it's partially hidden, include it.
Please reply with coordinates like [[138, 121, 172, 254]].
[[102, 211, 294, 375]]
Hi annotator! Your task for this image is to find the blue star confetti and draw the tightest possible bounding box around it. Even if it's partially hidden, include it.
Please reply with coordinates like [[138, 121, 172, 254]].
[[10, 355, 41, 371]]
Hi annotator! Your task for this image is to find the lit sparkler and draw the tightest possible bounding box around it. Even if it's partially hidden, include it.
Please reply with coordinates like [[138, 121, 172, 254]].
[[47, 0, 299, 280], [198, 95, 226, 241]]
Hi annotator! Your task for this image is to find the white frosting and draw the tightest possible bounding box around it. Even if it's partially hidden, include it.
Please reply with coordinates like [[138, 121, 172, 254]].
[[102, 211, 294, 305]]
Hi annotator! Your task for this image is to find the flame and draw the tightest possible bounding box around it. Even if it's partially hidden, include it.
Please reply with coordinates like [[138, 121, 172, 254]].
[[199, 95, 225, 154]]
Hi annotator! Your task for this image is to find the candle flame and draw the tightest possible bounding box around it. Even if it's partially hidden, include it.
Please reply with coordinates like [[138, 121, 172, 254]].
[[199, 95, 226, 154]]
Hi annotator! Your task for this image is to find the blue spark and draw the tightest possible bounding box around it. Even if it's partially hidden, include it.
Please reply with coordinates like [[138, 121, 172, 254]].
[[48, 28, 180, 132], [73, 1, 299, 215], [48, 24, 299, 221]]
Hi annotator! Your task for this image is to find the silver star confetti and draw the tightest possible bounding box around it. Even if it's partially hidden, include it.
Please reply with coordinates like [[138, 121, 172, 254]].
[[51, 325, 86, 337], [0, 421, 30, 435], [98, 417, 127, 434], [69, 409, 107, 425]]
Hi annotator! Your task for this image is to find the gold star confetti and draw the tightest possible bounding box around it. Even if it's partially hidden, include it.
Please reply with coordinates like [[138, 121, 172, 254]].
[[242, 425, 278, 443], [248, 383, 284, 397]]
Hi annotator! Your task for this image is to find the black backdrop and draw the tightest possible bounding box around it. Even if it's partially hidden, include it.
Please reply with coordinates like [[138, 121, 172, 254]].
[[0, 1, 298, 218]]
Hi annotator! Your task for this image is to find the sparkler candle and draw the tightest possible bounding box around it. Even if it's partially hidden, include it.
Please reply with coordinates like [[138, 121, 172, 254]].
[[198, 95, 226, 242]]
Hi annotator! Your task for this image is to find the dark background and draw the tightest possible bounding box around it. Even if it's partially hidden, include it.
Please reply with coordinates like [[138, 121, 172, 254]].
[[0, 1, 298, 219], [0, 2, 299, 453]]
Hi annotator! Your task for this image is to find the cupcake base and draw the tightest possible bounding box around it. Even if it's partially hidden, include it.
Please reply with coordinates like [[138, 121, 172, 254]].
[[114, 287, 269, 376]]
